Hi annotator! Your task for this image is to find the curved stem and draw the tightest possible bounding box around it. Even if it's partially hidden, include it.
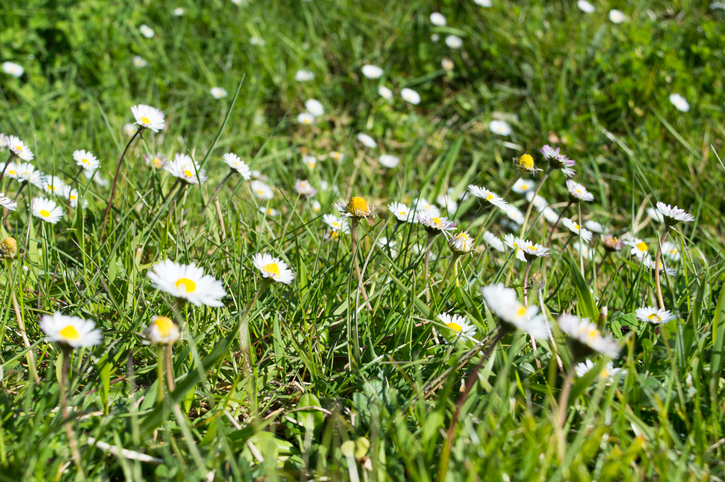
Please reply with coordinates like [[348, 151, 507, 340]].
[[519, 167, 552, 237], [7, 259, 39, 382], [655, 225, 671, 310], [100, 128, 143, 240], [556, 364, 577, 460], [350, 218, 371, 310]]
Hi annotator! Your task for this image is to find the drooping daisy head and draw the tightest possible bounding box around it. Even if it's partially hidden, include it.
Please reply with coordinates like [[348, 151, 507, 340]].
[[31, 197, 63, 224], [669, 94, 690, 112], [436, 313, 477, 343], [378, 86, 393, 100], [448, 231, 475, 255], [0, 193, 17, 211], [295, 69, 314, 82], [334, 196, 377, 219], [512, 178, 535, 194], [147, 259, 227, 307], [40, 313, 102, 349], [480, 283, 549, 339], [252, 253, 295, 284], [144, 316, 181, 345], [557, 314, 620, 360], [6, 136, 34, 161], [540, 145, 576, 177], [251, 180, 274, 199], [211, 87, 228, 99], [298, 113, 315, 125], [223, 153, 251, 179], [294, 179, 317, 198], [430, 12, 447, 26], [417, 211, 457, 236], [467, 185, 507, 209], [322, 214, 350, 237], [361, 64, 383, 79], [305, 99, 324, 117], [131, 104, 165, 132], [490, 120, 512, 136], [164, 153, 208, 185], [387, 202, 416, 223], [561, 218, 593, 244], [73, 150, 100, 172], [656, 201, 694, 225], [357, 133, 377, 148], [635, 306, 675, 325], [566, 179, 594, 202], [379, 154, 400, 169], [515, 238, 550, 261], [401, 88, 421, 105], [2, 62, 24, 78], [445, 35, 463, 48], [513, 153, 541, 174]]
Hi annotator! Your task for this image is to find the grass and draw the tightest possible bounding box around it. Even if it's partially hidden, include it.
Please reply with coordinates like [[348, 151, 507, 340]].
[[1, 0, 725, 480]]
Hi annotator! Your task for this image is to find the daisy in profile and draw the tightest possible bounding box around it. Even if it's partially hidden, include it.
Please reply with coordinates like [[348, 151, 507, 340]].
[[253, 253, 295, 284], [474, 0, 492, 6], [379, 154, 400, 168], [417, 211, 456, 237], [483, 231, 505, 253], [378, 86, 393, 100], [294, 179, 317, 198], [357, 133, 377, 148], [512, 178, 534, 194], [436, 192, 458, 214], [656, 202, 695, 225], [513, 153, 541, 175], [0, 193, 17, 211], [251, 180, 273, 199], [436, 313, 477, 343], [310, 200, 321, 213], [609, 9, 626, 23], [401, 88, 421, 105], [334, 196, 377, 220], [2, 62, 24, 78], [661, 241, 681, 261], [147, 259, 226, 306], [361, 65, 383, 79], [131, 104, 165, 132], [42, 176, 67, 196], [490, 120, 512, 136], [575, 360, 625, 383], [6, 136, 34, 161], [295, 69, 314, 82], [543, 207, 559, 224], [303, 155, 317, 169], [503, 234, 526, 262], [211, 87, 228, 99], [480, 283, 549, 339], [223, 153, 251, 179], [647, 207, 664, 223], [73, 150, 100, 172], [448, 231, 475, 255], [430, 12, 447, 26], [329, 151, 345, 163], [164, 153, 208, 184], [441, 58, 454, 71], [467, 185, 507, 209], [445, 35, 463, 48], [577, 0, 595, 13], [32, 198, 63, 224], [305, 99, 324, 117], [139, 24, 155, 38], [540, 145, 576, 177], [144, 316, 181, 345], [40, 313, 102, 348], [516, 237, 549, 261], [132, 56, 148, 68], [504, 204, 524, 225], [601, 234, 624, 252], [669, 94, 690, 112], [566, 179, 594, 202], [388, 201, 416, 223], [558, 314, 619, 359], [635, 306, 675, 325], [561, 218, 593, 243], [584, 220, 604, 234], [298, 113, 315, 125]]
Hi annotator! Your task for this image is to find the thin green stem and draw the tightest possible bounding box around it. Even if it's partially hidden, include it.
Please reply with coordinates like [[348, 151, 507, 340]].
[[655, 225, 671, 310], [520, 167, 552, 237]]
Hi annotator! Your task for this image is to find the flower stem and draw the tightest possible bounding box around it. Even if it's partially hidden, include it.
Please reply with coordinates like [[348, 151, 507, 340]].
[[542, 200, 573, 286], [655, 225, 671, 310], [7, 259, 39, 382], [201, 170, 234, 216], [165, 344, 175, 392], [60, 347, 85, 479], [0, 153, 15, 186], [519, 167, 552, 237], [157, 345, 165, 403], [556, 364, 577, 460], [423, 233, 436, 303], [100, 128, 143, 240], [350, 218, 371, 310], [239, 279, 270, 376], [434, 253, 460, 302]]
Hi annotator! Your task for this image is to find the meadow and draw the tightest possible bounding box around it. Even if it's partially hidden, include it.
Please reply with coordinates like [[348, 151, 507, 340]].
[[1, 0, 725, 480]]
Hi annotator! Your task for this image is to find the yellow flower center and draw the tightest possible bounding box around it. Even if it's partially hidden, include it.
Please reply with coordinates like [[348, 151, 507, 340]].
[[636, 242, 647, 252], [39, 209, 51, 217], [141, 116, 151, 125], [263, 262, 280, 276], [175, 278, 196, 293], [332, 222, 340, 227], [154, 158, 162, 167], [516, 306, 526, 316], [671, 249, 678, 255], [487, 193, 494, 200], [15, 145, 22, 152], [346, 197, 369, 215], [70, 194, 77, 201], [59, 325, 80, 340], [8, 170, 16, 175], [267, 209, 274, 215], [521, 183, 528, 190], [456, 233, 469, 241], [257, 190, 264, 195], [600, 369, 609, 378], [527, 246, 536, 251], [587, 328, 599, 339], [447, 322, 462, 332], [517, 154, 534, 169], [82, 158, 90, 165], [153, 316, 175, 337], [648, 313, 662, 322], [184, 169, 193, 178], [574, 224, 579, 230], [331, 152, 340, 159], [576, 189, 582, 194], [433, 217, 442, 225]]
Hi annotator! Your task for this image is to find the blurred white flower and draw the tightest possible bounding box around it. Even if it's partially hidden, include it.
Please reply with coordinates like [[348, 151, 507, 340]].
[[378, 86, 393, 100], [489, 120, 512, 136], [251, 180, 273, 199], [577, 1, 595, 13], [249, 37, 266, 46], [173, 7, 185, 16], [362, 65, 383, 79], [303, 155, 317, 169], [2, 62, 24, 78], [512, 178, 534, 194], [139, 24, 155, 38], [445, 35, 463, 49], [430, 12, 447, 26], [298, 113, 315, 125], [379, 154, 400, 169], [431, 34, 440, 42], [474, 0, 492, 6], [357, 133, 377, 148], [211, 87, 228, 99], [401, 88, 421, 105], [441, 58, 454, 71], [609, 9, 626, 23], [295, 69, 314, 82], [669, 93, 690, 112], [305, 99, 324, 117], [132, 56, 148, 69]]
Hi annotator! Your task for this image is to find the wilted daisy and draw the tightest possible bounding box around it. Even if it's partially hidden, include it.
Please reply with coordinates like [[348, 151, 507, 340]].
[[445, 35, 463, 48], [164, 153, 208, 184], [131, 104, 165, 132], [540, 145, 576, 177], [0, 236, 17, 259], [669, 93, 690, 112], [42, 176, 67, 196], [298, 113, 315, 125], [303, 155, 317, 169], [334, 196, 377, 219], [449, 232, 475, 254], [566, 179, 594, 202], [252, 253, 294, 284], [418, 211, 457, 236], [379, 154, 400, 169], [468, 185, 507, 209], [525, 191, 548, 212], [437, 313, 477, 343], [147, 259, 226, 307], [0, 193, 17, 211], [294, 179, 317, 198], [480, 283, 549, 339], [322, 214, 350, 235], [575, 360, 625, 382], [132, 56, 148, 68], [441, 58, 454, 71], [73, 150, 100, 172], [642, 255, 676, 275], [483, 231, 506, 253], [512, 178, 534, 194], [577, 0, 595, 13], [40, 313, 102, 348], [357, 133, 377, 148], [490, 120, 512, 136], [2, 62, 24, 78], [361, 64, 383, 79], [656, 202, 694, 225], [585, 220, 604, 234], [601, 234, 624, 252], [430, 12, 447, 26], [609, 9, 626, 23], [211, 87, 228, 99], [139, 24, 155, 38], [515, 238, 550, 261], [251, 180, 274, 199], [32, 198, 63, 224], [6, 136, 34, 161], [504, 204, 524, 225], [635, 306, 675, 325], [561, 218, 593, 243], [661, 241, 681, 261], [401, 88, 421, 105], [378, 86, 393, 100], [145, 152, 167, 168], [144, 316, 181, 345], [305, 99, 324, 117], [295, 69, 314, 82], [223, 153, 251, 179], [387, 202, 415, 223], [557, 314, 620, 359], [626, 236, 649, 258]]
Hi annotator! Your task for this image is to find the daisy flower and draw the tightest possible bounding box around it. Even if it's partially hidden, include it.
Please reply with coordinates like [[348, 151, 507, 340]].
[[642, 255, 676, 275], [513, 153, 541, 175], [322, 214, 350, 235], [61, 185, 87, 209], [0, 133, 7, 147], [609, 9, 626, 23], [144, 316, 181, 345], [412, 198, 441, 218], [661, 241, 681, 261], [573, 241, 594, 260], [2, 162, 18, 178], [42, 176, 67, 196], [512, 178, 535, 194], [431, 34, 440, 42], [164, 153, 208, 184], [251, 180, 273, 199], [387, 202, 415, 223], [480, 283, 550, 339], [298, 113, 315, 125], [0, 193, 17, 211], [525, 191, 548, 212], [448, 231, 475, 254], [489, 120, 512, 136], [40, 313, 102, 348], [211, 87, 228, 99], [131, 104, 165, 132], [557, 314, 620, 359], [635, 307, 675, 325], [223, 153, 251, 179], [305, 99, 324, 117], [584, 220, 604, 234], [401, 88, 421, 105], [259, 207, 279, 217], [378, 86, 393, 100], [132, 56, 148, 68], [647, 207, 664, 223], [2, 62, 24, 78], [436, 193, 458, 214], [540, 145, 576, 177], [474, 0, 492, 6], [430, 12, 447, 26], [467, 185, 507, 209], [249, 37, 266, 46], [253, 253, 295, 284], [329, 151, 345, 163], [147, 259, 226, 307], [85, 170, 108, 187], [566, 179, 594, 202], [436, 313, 477, 343], [303, 155, 317, 169], [123, 123, 137, 137], [575, 360, 625, 383], [515, 238, 550, 261], [295, 69, 314, 82], [294, 179, 317, 198], [669, 94, 690, 112], [626, 237, 649, 258], [441, 58, 454, 71], [73, 150, 100, 172], [173, 7, 185, 16], [601, 234, 624, 252], [357, 133, 377, 148], [361, 65, 383, 79], [417, 211, 456, 236], [504, 204, 524, 225], [334, 196, 377, 219], [656, 202, 695, 225], [6, 136, 34, 161], [377, 237, 398, 257], [379, 154, 400, 168], [310, 200, 321, 213], [543, 207, 559, 224], [483, 231, 506, 253], [561, 218, 593, 243], [577, 0, 595, 13], [139, 24, 155, 38], [33, 197, 65, 224], [445, 35, 463, 48]]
